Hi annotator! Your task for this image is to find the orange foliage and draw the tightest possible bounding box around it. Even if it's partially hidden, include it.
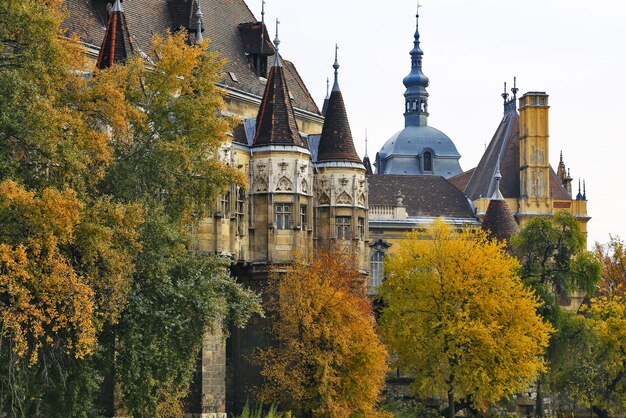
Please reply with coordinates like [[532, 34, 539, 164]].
[[256, 246, 389, 417], [0, 181, 95, 364]]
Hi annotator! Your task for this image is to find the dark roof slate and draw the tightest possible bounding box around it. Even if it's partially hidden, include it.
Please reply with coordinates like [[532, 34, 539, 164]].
[[464, 110, 520, 200], [237, 22, 275, 55], [317, 90, 362, 164], [62, 0, 320, 114], [482, 199, 520, 243], [367, 174, 476, 219], [448, 167, 475, 192], [253, 64, 306, 148]]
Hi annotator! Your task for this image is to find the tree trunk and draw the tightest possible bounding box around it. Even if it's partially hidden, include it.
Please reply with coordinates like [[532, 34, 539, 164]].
[[592, 405, 610, 418], [448, 389, 455, 418], [535, 376, 543, 417]]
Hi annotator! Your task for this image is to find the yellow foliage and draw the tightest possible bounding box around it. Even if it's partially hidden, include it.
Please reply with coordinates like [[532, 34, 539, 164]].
[[256, 247, 389, 417], [380, 219, 553, 409], [0, 181, 96, 365]]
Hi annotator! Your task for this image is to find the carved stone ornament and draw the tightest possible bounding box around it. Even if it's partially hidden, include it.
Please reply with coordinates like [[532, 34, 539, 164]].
[[255, 177, 268, 192], [336, 192, 352, 205], [276, 176, 294, 191], [319, 193, 331, 205], [301, 179, 308, 193]]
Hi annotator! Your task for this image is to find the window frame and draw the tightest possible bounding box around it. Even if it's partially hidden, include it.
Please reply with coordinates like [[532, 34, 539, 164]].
[[275, 204, 292, 230], [336, 216, 351, 240]]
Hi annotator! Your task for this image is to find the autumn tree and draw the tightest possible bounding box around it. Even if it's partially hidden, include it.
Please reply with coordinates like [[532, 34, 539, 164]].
[[595, 236, 626, 297], [379, 220, 552, 418], [255, 246, 388, 417], [0, 1, 260, 416]]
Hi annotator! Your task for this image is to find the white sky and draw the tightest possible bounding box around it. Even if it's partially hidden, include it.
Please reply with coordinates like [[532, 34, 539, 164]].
[[243, 0, 626, 246]]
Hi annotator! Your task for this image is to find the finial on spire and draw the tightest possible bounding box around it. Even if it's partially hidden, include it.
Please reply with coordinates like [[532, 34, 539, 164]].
[[112, 0, 123, 13], [560, 151, 563, 163], [325, 77, 330, 99], [272, 19, 281, 67], [332, 44, 340, 92], [501, 82, 509, 103], [261, 0, 266, 24], [365, 128, 369, 157], [491, 162, 504, 200], [583, 179, 587, 200], [511, 76, 519, 100], [194, 2, 203, 44]]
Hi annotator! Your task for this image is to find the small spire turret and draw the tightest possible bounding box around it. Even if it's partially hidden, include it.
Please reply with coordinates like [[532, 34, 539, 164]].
[[332, 44, 340, 92], [96, 0, 134, 70], [194, 2, 204, 44], [402, 2, 430, 128], [272, 18, 281, 67], [491, 164, 504, 200]]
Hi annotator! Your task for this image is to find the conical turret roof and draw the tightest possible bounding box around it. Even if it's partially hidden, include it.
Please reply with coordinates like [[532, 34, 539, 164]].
[[481, 170, 520, 244], [253, 32, 306, 148], [317, 48, 362, 164], [96, 0, 134, 70]]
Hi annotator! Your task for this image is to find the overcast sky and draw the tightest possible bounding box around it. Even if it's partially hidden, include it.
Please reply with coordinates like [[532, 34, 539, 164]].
[[243, 0, 626, 246]]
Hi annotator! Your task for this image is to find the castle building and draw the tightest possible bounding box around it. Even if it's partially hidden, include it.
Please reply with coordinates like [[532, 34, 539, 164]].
[[63, 0, 590, 415]]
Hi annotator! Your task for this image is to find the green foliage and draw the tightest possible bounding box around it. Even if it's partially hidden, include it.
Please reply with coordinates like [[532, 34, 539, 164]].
[[379, 394, 441, 418], [238, 401, 287, 418], [511, 212, 601, 322], [0, 2, 260, 416]]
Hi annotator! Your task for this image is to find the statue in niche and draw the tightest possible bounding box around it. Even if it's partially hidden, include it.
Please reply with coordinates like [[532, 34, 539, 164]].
[[301, 179, 308, 194], [276, 176, 293, 192]]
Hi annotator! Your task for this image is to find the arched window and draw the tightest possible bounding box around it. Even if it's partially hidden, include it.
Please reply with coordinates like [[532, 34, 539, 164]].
[[370, 251, 384, 291], [423, 151, 433, 172]]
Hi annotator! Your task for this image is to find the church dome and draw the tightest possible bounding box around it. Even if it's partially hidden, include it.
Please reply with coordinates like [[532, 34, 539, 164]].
[[376, 126, 462, 177], [373, 6, 463, 179]]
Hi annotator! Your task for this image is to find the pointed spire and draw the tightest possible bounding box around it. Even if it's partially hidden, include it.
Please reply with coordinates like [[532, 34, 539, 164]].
[[403, 2, 430, 127], [363, 128, 373, 174], [332, 44, 340, 92], [583, 179, 587, 200], [272, 18, 281, 67], [96, 0, 134, 70], [253, 26, 305, 148], [576, 178, 583, 200], [194, 1, 204, 45], [260, 0, 266, 53], [483, 169, 520, 245], [317, 52, 362, 165], [322, 77, 330, 116], [491, 164, 504, 200]]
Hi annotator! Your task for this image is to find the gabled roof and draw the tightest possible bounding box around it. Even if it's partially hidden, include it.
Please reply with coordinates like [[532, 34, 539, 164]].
[[253, 63, 307, 148], [367, 174, 476, 219], [62, 0, 320, 114], [317, 89, 362, 164], [464, 110, 520, 200]]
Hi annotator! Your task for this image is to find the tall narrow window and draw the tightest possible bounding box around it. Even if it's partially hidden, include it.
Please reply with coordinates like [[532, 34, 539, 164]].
[[423, 151, 433, 172], [370, 251, 384, 291], [358, 217, 365, 240], [220, 191, 231, 216], [336, 217, 351, 240], [275, 204, 291, 230], [300, 205, 307, 230], [236, 188, 245, 235]]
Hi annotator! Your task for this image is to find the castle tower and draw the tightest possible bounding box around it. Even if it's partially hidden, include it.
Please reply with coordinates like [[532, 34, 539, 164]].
[[518, 92, 551, 214], [375, 5, 462, 177], [315, 46, 368, 271], [96, 0, 134, 70], [247, 25, 314, 264]]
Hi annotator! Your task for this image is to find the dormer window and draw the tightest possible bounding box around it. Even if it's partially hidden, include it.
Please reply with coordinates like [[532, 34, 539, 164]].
[[93, 0, 114, 25], [249, 54, 268, 78], [423, 151, 433, 172]]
